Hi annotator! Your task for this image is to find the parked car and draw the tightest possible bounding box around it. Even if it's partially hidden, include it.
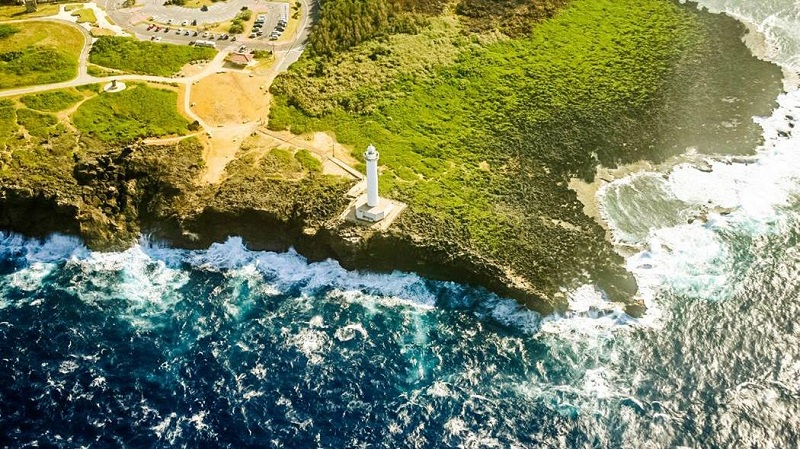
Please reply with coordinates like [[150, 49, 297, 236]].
[[184, 30, 191, 36], [164, 27, 170, 32], [154, 26, 161, 32], [181, 20, 189, 26], [175, 28, 182, 34], [146, 24, 154, 31], [193, 31, 199, 36], [202, 31, 209, 37], [166, 19, 173, 25], [154, 36, 162, 41]]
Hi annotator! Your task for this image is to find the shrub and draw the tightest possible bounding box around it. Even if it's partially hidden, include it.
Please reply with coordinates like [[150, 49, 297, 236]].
[[20, 89, 83, 112], [16, 108, 58, 139], [0, 24, 19, 40], [295, 149, 322, 172], [89, 37, 217, 76], [229, 21, 244, 34]]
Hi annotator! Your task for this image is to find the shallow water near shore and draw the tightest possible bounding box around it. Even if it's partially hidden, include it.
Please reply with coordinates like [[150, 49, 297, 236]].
[[2, 1, 800, 447]]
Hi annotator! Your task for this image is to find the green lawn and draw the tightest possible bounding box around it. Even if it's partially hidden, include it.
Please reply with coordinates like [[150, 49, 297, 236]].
[[71, 8, 97, 24], [72, 83, 190, 143], [0, 21, 84, 89], [0, 4, 60, 21], [20, 89, 85, 112], [89, 37, 217, 77]]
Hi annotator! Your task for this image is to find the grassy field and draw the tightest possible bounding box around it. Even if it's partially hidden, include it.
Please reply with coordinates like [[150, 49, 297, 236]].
[[72, 83, 189, 143], [71, 8, 97, 24], [0, 98, 16, 150], [269, 0, 781, 300], [17, 108, 59, 139], [20, 89, 85, 112], [0, 4, 60, 21], [0, 21, 84, 89], [89, 37, 217, 76]]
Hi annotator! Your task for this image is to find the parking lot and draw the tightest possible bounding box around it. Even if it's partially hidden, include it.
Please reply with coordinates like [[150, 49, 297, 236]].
[[106, 0, 293, 50]]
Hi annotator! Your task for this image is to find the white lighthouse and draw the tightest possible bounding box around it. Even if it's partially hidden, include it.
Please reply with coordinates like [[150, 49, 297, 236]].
[[365, 144, 380, 207], [355, 144, 393, 222]]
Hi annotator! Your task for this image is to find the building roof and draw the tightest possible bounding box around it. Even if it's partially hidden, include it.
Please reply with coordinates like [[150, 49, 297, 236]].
[[228, 52, 253, 66]]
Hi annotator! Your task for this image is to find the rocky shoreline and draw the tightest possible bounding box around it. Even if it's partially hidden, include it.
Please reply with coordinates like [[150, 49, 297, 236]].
[[0, 139, 642, 316]]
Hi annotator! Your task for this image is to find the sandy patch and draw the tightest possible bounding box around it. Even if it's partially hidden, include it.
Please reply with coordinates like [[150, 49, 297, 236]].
[[200, 123, 258, 184], [190, 72, 269, 126]]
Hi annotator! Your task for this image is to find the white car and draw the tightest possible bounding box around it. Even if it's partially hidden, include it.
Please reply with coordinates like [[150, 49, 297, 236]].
[[166, 19, 173, 25], [202, 31, 209, 37], [153, 36, 162, 41], [181, 20, 189, 26]]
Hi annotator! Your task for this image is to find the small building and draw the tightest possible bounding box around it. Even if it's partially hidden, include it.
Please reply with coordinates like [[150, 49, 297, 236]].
[[227, 52, 253, 67]]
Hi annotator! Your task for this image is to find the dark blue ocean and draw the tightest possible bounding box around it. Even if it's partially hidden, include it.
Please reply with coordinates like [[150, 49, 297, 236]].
[[2, 0, 800, 447], [1, 188, 800, 448]]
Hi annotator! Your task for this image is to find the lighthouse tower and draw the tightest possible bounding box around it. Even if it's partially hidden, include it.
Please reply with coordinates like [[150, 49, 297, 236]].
[[355, 144, 393, 223], [365, 144, 380, 207]]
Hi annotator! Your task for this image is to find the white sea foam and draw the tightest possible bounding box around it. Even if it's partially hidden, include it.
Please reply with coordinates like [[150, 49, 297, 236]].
[[597, 0, 800, 323]]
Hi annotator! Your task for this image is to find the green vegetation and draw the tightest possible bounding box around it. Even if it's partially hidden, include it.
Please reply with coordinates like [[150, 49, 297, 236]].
[[229, 9, 252, 34], [72, 83, 189, 143], [270, 0, 782, 300], [89, 37, 216, 76], [16, 108, 58, 139], [71, 8, 97, 24], [456, 0, 569, 35], [168, 0, 226, 8], [252, 50, 272, 60], [86, 63, 117, 77], [75, 83, 101, 93], [20, 89, 84, 112], [310, 0, 448, 55], [295, 149, 322, 173], [0, 98, 16, 149], [0, 24, 19, 40], [0, 4, 60, 21], [0, 21, 84, 89]]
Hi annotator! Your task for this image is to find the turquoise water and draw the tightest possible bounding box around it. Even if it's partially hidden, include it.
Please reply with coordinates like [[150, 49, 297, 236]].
[[2, 1, 800, 447]]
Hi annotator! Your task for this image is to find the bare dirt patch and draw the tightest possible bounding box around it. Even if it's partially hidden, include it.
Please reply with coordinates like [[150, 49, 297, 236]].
[[200, 123, 257, 184], [190, 71, 269, 126]]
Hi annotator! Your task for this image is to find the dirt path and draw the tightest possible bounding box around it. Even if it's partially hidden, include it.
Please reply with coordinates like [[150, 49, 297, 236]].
[[200, 123, 258, 184]]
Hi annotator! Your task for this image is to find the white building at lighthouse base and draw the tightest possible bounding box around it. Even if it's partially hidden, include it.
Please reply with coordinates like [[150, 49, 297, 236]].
[[354, 194, 394, 222]]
